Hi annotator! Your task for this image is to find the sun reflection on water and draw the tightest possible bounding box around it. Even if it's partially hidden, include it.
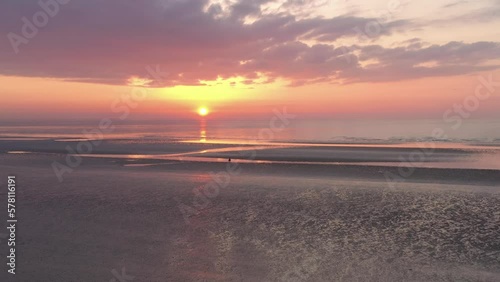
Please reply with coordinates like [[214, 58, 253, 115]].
[[200, 118, 207, 142]]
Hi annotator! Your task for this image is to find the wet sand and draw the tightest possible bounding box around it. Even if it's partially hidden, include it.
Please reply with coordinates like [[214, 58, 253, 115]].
[[0, 139, 499, 281]]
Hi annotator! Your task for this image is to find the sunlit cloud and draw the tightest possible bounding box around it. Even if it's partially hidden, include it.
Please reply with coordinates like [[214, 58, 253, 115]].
[[127, 77, 153, 87], [0, 0, 498, 88]]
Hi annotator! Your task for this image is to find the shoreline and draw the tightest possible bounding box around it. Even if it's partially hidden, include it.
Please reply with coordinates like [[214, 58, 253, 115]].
[[1, 152, 499, 281], [2, 152, 500, 187]]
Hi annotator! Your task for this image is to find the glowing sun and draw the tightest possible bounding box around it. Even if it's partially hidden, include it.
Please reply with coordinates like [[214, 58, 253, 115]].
[[198, 107, 209, 116]]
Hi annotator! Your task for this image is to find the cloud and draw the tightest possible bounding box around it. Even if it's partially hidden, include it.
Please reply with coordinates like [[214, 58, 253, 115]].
[[438, 0, 500, 24], [0, 0, 499, 87], [442, 0, 470, 8], [346, 40, 500, 83]]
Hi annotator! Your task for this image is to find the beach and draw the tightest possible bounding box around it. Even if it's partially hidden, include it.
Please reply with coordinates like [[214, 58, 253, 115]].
[[0, 137, 499, 281], [3, 0, 500, 280]]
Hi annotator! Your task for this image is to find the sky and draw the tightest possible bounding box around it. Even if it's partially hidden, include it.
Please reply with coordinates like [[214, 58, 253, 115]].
[[1, 0, 500, 122]]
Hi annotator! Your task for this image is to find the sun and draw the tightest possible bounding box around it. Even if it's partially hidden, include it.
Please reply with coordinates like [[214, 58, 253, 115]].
[[198, 107, 209, 116]]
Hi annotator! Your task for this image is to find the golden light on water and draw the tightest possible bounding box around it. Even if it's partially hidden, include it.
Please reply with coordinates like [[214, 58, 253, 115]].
[[198, 108, 208, 142], [200, 118, 207, 142]]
